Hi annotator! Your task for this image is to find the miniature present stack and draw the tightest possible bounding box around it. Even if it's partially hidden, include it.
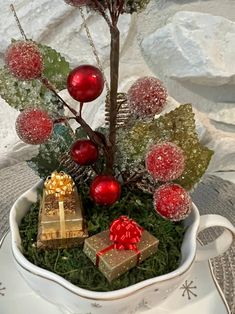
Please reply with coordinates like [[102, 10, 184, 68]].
[[37, 171, 88, 249], [84, 216, 159, 282]]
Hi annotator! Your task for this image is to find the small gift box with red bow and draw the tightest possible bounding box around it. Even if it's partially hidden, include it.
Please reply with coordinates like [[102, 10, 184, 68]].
[[83, 216, 159, 282]]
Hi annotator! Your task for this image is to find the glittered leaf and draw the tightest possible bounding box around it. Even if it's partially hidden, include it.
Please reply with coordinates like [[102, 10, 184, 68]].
[[39, 44, 70, 91], [117, 104, 213, 190], [75, 127, 88, 139], [28, 124, 75, 178], [0, 42, 70, 114], [0, 67, 60, 114]]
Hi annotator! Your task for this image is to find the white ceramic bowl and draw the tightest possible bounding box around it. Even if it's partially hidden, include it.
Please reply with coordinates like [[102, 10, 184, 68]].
[[10, 181, 235, 314]]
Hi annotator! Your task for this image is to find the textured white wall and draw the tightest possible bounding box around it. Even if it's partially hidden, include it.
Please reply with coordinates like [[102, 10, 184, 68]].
[[0, 0, 234, 173]]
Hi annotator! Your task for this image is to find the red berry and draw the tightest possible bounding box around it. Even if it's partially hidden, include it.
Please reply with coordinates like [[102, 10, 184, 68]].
[[90, 175, 121, 206], [153, 184, 192, 221], [70, 139, 99, 166], [5, 41, 43, 80], [16, 108, 53, 145], [146, 142, 185, 182], [67, 65, 104, 103], [127, 77, 167, 117]]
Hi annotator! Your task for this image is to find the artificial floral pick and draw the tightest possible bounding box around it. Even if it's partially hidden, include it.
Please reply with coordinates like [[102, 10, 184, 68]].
[[44, 171, 75, 238]]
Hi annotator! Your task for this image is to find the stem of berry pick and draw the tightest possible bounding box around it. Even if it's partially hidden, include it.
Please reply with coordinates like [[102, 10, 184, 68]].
[[10, 4, 28, 41], [79, 102, 84, 117]]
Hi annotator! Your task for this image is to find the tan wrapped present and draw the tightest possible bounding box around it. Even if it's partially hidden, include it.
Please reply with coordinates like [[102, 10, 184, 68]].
[[83, 216, 159, 282], [37, 171, 88, 249]]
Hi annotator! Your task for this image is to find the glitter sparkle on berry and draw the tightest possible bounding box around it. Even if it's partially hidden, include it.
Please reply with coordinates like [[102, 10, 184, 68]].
[[127, 76, 167, 118], [146, 142, 185, 182], [16, 108, 53, 145], [5, 41, 43, 80], [153, 183, 192, 221], [180, 280, 197, 300]]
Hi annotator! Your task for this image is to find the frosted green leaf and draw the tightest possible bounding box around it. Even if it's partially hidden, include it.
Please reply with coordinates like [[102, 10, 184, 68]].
[[39, 44, 70, 91], [75, 127, 88, 139], [28, 124, 75, 178], [0, 42, 70, 115], [0, 67, 60, 114], [117, 104, 213, 190]]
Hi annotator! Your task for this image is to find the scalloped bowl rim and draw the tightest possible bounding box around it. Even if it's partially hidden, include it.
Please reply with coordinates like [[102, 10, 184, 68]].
[[10, 180, 199, 300]]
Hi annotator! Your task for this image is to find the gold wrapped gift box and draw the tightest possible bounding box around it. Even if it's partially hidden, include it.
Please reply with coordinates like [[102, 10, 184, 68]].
[[37, 187, 88, 249], [83, 229, 159, 282]]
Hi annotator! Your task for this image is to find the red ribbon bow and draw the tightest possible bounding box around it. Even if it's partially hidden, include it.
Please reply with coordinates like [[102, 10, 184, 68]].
[[96, 216, 143, 266], [109, 216, 143, 250]]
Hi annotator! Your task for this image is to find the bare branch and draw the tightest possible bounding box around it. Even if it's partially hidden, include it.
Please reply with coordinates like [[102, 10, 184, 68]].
[[93, 0, 112, 28], [40, 77, 78, 116], [10, 4, 28, 41], [40, 77, 106, 149]]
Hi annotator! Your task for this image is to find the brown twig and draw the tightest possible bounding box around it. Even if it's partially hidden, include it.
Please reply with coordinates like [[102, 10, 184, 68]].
[[105, 25, 120, 174], [79, 102, 84, 117], [92, 1, 123, 174], [10, 4, 28, 41], [40, 77, 106, 149], [41, 77, 78, 116], [117, 0, 125, 18], [104, 0, 111, 12], [53, 116, 76, 124], [123, 170, 146, 186], [93, 0, 112, 28]]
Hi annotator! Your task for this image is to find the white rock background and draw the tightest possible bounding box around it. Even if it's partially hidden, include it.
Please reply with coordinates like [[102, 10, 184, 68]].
[[0, 0, 234, 176]]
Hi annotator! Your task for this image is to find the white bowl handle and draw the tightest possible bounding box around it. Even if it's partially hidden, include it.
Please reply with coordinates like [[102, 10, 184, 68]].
[[196, 214, 235, 261]]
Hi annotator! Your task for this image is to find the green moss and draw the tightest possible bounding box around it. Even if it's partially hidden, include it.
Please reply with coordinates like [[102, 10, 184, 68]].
[[19, 184, 185, 292]]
